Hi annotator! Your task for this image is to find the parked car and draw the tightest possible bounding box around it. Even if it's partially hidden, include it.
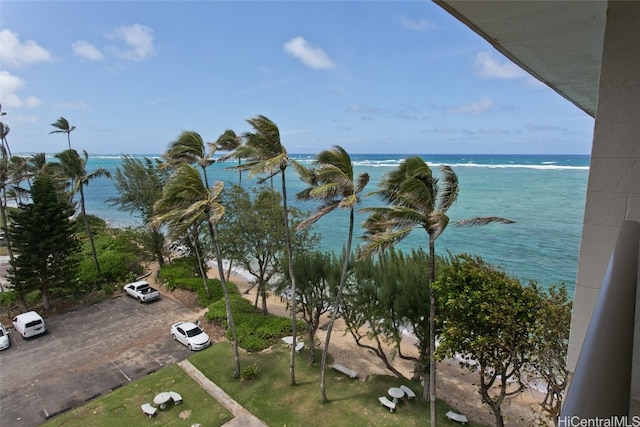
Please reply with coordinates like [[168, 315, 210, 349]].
[[123, 280, 159, 303], [0, 323, 10, 350], [170, 321, 211, 351], [12, 311, 46, 339]]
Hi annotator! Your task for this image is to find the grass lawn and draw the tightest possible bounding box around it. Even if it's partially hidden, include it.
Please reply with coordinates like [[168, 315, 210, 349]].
[[42, 364, 233, 427], [190, 342, 484, 427], [42, 342, 484, 426]]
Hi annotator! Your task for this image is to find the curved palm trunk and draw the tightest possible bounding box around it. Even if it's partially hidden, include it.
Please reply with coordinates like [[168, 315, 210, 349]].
[[80, 186, 100, 275], [208, 221, 241, 378], [428, 238, 437, 427], [320, 207, 355, 402], [281, 168, 298, 386]]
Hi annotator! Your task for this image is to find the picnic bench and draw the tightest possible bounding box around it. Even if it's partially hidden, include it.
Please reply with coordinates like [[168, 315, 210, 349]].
[[446, 411, 469, 424], [378, 396, 396, 412], [169, 391, 182, 405], [294, 342, 304, 353], [141, 403, 157, 417], [332, 363, 358, 378], [400, 385, 416, 399]]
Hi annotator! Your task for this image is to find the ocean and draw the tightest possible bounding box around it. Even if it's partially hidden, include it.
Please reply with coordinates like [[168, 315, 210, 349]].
[[81, 153, 589, 296]]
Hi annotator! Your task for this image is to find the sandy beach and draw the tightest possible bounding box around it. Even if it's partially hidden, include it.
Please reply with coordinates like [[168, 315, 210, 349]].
[[193, 264, 550, 427]]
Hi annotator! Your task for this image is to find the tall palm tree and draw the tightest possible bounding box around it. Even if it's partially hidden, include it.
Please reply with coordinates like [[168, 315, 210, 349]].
[[54, 149, 111, 274], [215, 129, 244, 185], [359, 156, 513, 426], [163, 130, 216, 187], [153, 163, 241, 377], [296, 145, 369, 402], [49, 117, 76, 149], [231, 114, 300, 385]]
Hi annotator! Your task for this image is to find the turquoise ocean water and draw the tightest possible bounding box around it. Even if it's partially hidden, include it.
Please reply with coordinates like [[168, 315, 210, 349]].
[[81, 153, 589, 296]]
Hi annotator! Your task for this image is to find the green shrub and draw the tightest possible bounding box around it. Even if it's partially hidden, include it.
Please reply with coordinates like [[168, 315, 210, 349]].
[[158, 257, 200, 289], [206, 295, 301, 352], [239, 363, 259, 382]]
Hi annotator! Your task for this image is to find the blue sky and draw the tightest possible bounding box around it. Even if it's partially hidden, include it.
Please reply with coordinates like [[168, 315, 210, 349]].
[[0, 1, 595, 155]]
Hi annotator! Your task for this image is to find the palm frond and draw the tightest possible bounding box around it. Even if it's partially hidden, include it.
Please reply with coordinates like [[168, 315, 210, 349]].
[[453, 216, 515, 227], [437, 165, 459, 213]]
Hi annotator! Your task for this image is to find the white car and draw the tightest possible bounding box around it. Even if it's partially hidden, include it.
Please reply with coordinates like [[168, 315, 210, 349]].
[[0, 323, 9, 350], [170, 321, 211, 351]]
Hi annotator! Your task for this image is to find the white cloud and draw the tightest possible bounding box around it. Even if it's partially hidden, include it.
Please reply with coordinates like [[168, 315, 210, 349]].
[[449, 96, 495, 114], [474, 51, 526, 80], [397, 16, 436, 31], [106, 23, 155, 61], [0, 29, 53, 68], [72, 41, 104, 61], [0, 70, 42, 108], [283, 36, 335, 69]]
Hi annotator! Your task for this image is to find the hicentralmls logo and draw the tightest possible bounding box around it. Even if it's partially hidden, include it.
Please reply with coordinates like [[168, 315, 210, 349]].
[[558, 416, 640, 427]]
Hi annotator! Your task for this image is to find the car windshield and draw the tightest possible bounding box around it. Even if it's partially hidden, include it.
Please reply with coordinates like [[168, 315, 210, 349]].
[[0, 329, 4, 337], [186, 326, 203, 337]]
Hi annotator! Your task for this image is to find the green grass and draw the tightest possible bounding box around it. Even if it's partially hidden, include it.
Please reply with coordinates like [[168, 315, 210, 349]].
[[190, 342, 484, 427], [43, 342, 485, 427], [43, 364, 233, 427]]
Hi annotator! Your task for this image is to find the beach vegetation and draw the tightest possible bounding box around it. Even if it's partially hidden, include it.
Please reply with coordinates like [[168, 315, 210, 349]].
[[280, 250, 340, 364], [358, 156, 514, 426], [344, 248, 439, 379], [228, 114, 303, 385], [153, 161, 242, 378], [107, 155, 168, 266], [214, 128, 244, 184], [49, 116, 75, 149], [435, 253, 541, 427], [219, 184, 318, 314], [529, 283, 572, 425], [295, 144, 370, 401], [8, 173, 81, 310], [53, 149, 111, 276]]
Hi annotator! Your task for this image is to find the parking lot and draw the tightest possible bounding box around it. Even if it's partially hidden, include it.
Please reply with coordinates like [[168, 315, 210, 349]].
[[0, 293, 201, 427]]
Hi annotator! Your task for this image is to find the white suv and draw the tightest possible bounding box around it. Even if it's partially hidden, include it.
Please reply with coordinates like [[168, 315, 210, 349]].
[[12, 311, 46, 339]]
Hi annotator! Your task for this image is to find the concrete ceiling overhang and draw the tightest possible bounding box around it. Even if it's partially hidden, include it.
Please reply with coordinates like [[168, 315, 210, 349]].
[[433, 0, 607, 118]]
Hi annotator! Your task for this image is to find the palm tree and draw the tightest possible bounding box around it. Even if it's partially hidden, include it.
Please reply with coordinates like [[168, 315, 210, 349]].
[[359, 156, 513, 426], [230, 114, 300, 385], [296, 145, 369, 402], [49, 117, 76, 149], [54, 149, 111, 274], [153, 163, 241, 378], [163, 130, 216, 187], [215, 129, 244, 184]]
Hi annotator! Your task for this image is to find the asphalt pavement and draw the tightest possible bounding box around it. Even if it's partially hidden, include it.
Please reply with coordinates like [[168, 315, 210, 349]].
[[0, 293, 199, 427]]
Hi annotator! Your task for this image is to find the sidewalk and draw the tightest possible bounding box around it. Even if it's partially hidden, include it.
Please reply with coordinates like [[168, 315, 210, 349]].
[[178, 360, 268, 427]]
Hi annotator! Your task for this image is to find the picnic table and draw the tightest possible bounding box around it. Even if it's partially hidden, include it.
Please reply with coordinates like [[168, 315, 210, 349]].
[[387, 387, 405, 403], [153, 392, 171, 409]]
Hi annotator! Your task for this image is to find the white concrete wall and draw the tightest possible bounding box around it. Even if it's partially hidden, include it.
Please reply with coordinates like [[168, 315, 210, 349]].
[[567, 0, 640, 408]]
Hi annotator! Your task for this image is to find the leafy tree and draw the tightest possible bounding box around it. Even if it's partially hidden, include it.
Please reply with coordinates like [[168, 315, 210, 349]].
[[153, 163, 241, 378], [280, 250, 338, 365], [8, 174, 80, 310], [54, 149, 111, 275], [230, 115, 302, 385], [530, 283, 572, 426], [359, 156, 513, 424], [219, 184, 318, 314], [107, 155, 167, 266], [296, 145, 369, 401], [343, 248, 433, 379], [49, 117, 76, 149], [435, 254, 541, 427]]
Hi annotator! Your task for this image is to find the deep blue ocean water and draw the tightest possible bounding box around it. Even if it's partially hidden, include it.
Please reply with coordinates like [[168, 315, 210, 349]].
[[81, 153, 589, 295]]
